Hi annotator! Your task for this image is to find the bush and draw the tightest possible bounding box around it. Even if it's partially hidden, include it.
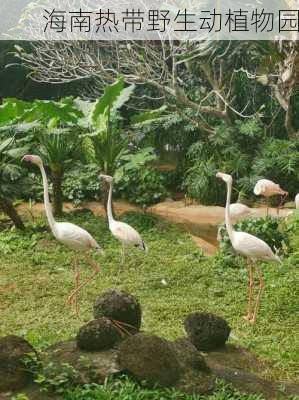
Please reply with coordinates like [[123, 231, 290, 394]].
[[284, 210, 299, 264], [114, 148, 169, 208], [23, 164, 101, 206], [63, 164, 101, 205], [251, 138, 299, 198], [183, 156, 225, 205]]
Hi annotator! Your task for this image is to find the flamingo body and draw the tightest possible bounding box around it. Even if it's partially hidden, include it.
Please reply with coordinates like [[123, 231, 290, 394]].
[[54, 222, 102, 252], [231, 231, 280, 262], [229, 203, 252, 222], [109, 220, 147, 250], [254, 179, 286, 197]]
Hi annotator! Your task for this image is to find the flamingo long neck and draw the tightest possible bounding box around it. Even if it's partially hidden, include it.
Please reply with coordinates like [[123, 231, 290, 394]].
[[225, 179, 234, 241], [107, 181, 115, 226], [40, 163, 57, 235]]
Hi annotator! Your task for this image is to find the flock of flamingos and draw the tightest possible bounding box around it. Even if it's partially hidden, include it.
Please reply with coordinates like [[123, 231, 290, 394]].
[[21, 154, 296, 324]]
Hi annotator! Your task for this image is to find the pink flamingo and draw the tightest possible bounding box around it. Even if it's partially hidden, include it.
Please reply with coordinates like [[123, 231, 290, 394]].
[[254, 179, 288, 215]]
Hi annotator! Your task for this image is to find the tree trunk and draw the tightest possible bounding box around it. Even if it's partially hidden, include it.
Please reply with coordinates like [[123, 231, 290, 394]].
[[51, 167, 63, 217], [0, 196, 24, 230], [285, 103, 296, 139]]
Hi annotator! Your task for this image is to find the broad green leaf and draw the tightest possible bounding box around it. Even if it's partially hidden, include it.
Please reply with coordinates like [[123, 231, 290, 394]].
[[0, 122, 41, 134], [0, 98, 33, 126], [131, 105, 167, 125], [6, 146, 29, 159], [90, 79, 124, 127], [21, 99, 83, 125], [0, 137, 14, 153], [111, 84, 135, 116]]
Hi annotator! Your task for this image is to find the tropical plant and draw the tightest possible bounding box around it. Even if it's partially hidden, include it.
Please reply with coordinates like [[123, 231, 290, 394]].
[[0, 97, 83, 216], [37, 129, 80, 216], [114, 147, 169, 207], [79, 79, 135, 209], [80, 81, 132, 175], [251, 138, 299, 198], [182, 118, 269, 204], [62, 163, 101, 205], [0, 137, 28, 229]]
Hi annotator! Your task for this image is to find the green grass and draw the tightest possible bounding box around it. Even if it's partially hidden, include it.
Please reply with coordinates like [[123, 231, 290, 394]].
[[0, 211, 298, 399], [62, 377, 267, 400]]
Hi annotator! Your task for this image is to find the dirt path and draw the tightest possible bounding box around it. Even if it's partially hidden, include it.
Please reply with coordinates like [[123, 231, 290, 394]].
[[16, 200, 294, 257]]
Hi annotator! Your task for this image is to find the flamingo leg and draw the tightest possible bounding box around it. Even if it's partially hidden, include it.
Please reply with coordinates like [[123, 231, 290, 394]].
[[74, 257, 80, 315], [66, 255, 100, 306], [243, 262, 254, 321], [277, 192, 288, 215], [121, 243, 126, 266], [250, 265, 265, 324], [66, 255, 80, 314]]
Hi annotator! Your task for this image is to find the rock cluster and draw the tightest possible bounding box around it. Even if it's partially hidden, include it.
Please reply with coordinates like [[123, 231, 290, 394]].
[[2, 289, 297, 400], [75, 288, 142, 352]]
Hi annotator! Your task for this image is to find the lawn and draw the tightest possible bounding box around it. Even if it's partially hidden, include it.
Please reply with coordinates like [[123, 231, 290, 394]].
[[0, 211, 298, 398]]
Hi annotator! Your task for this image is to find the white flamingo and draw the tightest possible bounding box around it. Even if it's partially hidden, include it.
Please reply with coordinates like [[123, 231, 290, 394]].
[[216, 172, 281, 324], [99, 174, 147, 263], [22, 155, 103, 314], [229, 203, 253, 223], [254, 179, 288, 215]]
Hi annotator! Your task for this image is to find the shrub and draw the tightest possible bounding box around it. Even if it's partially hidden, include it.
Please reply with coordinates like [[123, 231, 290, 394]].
[[63, 164, 101, 205], [114, 147, 169, 208], [251, 138, 299, 198]]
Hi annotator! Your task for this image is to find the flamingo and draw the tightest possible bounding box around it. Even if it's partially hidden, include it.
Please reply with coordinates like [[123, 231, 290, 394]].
[[254, 179, 288, 215], [22, 155, 103, 314], [216, 172, 281, 324], [229, 203, 253, 223], [99, 174, 147, 263]]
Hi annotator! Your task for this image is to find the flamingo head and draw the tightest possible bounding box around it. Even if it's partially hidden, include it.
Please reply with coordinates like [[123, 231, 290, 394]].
[[22, 154, 43, 167], [216, 172, 233, 184], [99, 174, 113, 183]]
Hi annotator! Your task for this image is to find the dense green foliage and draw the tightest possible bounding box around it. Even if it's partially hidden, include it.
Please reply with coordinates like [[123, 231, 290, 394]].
[[2, 40, 299, 208], [114, 147, 169, 207]]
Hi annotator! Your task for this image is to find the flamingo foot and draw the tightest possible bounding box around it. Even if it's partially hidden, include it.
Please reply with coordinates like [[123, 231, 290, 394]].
[[64, 294, 80, 316], [248, 317, 256, 325], [66, 292, 77, 306], [242, 314, 253, 322]]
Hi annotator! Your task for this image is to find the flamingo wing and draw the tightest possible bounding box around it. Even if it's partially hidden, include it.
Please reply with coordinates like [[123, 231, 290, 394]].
[[233, 231, 279, 262], [111, 221, 144, 247], [56, 222, 101, 251]]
